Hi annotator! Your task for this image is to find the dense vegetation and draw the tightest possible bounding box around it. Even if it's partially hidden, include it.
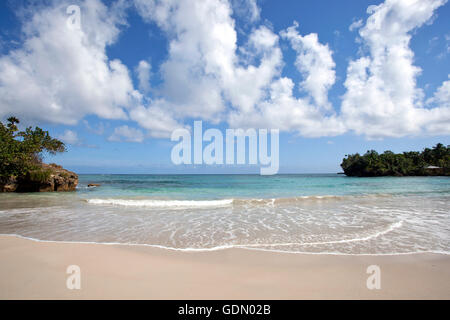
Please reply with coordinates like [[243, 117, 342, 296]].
[[341, 143, 450, 177], [0, 117, 66, 181]]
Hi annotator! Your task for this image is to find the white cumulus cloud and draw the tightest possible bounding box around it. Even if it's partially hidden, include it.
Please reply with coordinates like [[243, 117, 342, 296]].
[[281, 21, 336, 110], [349, 19, 363, 32], [133, 0, 283, 126], [341, 0, 449, 138], [108, 125, 145, 142], [427, 75, 450, 107], [1, 0, 449, 142], [136, 60, 151, 93], [58, 129, 79, 145], [0, 0, 140, 126]]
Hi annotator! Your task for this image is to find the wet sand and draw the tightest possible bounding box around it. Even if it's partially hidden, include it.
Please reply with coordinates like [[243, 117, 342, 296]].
[[0, 235, 449, 299]]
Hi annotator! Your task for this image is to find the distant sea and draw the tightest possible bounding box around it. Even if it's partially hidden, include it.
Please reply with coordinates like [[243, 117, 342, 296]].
[[0, 174, 449, 255]]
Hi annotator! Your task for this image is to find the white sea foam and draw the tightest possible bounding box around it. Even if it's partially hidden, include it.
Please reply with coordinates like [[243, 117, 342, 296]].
[[238, 221, 404, 248], [0, 221, 404, 251], [2, 190, 448, 255], [86, 198, 234, 208], [86, 194, 394, 209], [2, 231, 449, 256]]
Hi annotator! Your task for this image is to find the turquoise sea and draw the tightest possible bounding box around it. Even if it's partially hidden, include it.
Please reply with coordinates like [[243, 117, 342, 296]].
[[0, 174, 449, 255]]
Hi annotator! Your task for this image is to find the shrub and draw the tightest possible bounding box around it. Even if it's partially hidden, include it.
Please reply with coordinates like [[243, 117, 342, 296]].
[[0, 117, 66, 179], [341, 144, 450, 177], [28, 169, 52, 183]]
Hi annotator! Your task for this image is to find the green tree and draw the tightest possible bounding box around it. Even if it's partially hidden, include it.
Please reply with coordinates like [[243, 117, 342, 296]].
[[341, 143, 449, 177], [0, 117, 66, 179]]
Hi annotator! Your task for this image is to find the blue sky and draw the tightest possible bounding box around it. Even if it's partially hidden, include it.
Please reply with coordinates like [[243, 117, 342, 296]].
[[0, 0, 449, 173]]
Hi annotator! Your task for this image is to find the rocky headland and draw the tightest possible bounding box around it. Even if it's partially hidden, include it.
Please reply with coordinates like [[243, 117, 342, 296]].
[[0, 163, 78, 192]]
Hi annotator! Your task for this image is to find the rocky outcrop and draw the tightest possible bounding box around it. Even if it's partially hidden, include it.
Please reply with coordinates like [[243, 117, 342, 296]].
[[88, 183, 101, 187], [0, 163, 78, 192]]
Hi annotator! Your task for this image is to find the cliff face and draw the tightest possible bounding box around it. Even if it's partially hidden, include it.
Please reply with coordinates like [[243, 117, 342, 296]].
[[0, 163, 78, 192]]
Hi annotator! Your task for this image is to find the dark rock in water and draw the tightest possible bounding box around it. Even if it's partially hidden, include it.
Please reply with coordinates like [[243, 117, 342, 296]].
[[0, 163, 78, 192], [88, 183, 101, 187]]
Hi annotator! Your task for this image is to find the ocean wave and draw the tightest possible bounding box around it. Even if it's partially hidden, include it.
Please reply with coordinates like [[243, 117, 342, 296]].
[[233, 195, 346, 206], [85, 193, 395, 209], [233, 194, 393, 206], [86, 198, 234, 208], [85, 196, 342, 209], [238, 221, 404, 248], [3, 222, 448, 256]]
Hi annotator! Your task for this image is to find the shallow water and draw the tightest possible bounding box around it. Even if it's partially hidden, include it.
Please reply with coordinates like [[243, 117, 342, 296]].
[[0, 174, 449, 255]]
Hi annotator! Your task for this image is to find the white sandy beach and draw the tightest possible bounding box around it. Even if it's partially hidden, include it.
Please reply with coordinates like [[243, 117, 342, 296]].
[[0, 235, 449, 299]]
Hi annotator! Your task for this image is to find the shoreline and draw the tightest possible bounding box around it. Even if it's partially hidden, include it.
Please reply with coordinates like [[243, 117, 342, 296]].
[[1, 234, 449, 299], [2, 233, 449, 256]]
